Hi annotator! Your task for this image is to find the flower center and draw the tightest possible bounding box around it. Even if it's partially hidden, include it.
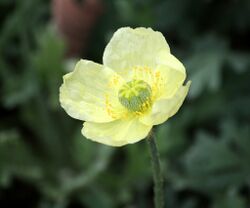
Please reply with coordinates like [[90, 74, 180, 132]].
[[118, 79, 152, 113]]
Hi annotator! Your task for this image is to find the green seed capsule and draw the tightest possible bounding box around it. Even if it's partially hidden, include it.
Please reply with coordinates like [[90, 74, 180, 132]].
[[118, 80, 152, 112]]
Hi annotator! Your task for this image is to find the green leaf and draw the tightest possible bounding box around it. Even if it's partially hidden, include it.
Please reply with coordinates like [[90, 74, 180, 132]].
[[174, 131, 249, 193], [185, 35, 227, 98], [0, 130, 42, 186], [213, 190, 246, 208]]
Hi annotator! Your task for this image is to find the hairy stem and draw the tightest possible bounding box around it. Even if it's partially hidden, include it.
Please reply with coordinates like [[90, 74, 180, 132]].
[[147, 131, 164, 208]]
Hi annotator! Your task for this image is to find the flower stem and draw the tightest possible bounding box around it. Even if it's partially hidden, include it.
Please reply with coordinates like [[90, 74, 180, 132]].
[[147, 131, 164, 208]]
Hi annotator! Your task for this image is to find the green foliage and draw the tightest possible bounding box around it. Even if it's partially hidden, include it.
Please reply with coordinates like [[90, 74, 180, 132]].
[[1, 0, 250, 207]]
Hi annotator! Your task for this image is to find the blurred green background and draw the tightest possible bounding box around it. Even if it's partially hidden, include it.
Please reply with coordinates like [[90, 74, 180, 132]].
[[1, 0, 250, 207]]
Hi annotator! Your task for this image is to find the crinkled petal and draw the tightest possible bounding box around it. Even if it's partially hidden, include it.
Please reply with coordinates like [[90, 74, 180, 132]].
[[155, 54, 186, 99], [140, 81, 191, 126], [59, 59, 123, 123], [156, 51, 186, 75], [103, 27, 170, 77], [82, 119, 152, 147]]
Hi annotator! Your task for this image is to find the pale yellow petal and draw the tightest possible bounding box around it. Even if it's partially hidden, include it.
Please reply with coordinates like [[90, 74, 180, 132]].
[[140, 81, 191, 126], [154, 55, 186, 99], [103, 27, 170, 77], [157, 51, 186, 75], [82, 119, 152, 147], [59, 59, 124, 123]]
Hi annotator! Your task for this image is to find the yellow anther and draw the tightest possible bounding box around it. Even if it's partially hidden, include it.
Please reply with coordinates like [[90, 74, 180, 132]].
[[105, 94, 118, 119]]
